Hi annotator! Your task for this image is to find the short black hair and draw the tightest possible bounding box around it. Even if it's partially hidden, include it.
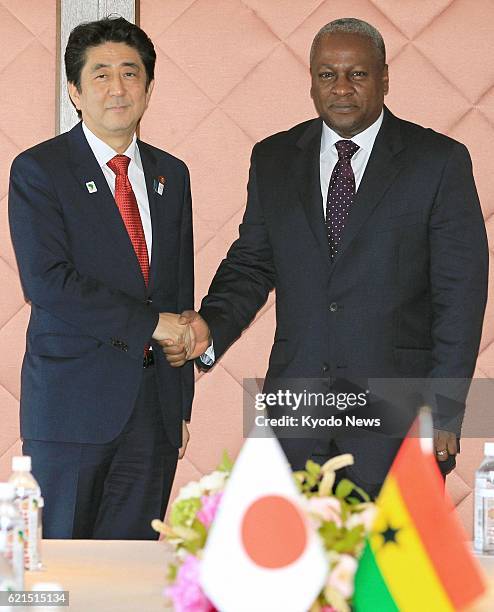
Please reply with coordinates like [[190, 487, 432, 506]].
[[65, 16, 156, 117]]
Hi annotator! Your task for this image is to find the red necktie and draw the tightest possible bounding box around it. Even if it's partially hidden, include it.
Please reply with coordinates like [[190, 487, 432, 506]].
[[107, 154, 150, 286]]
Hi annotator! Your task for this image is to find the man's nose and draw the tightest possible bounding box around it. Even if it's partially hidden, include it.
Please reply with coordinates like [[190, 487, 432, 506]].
[[109, 74, 125, 96], [331, 75, 354, 96]]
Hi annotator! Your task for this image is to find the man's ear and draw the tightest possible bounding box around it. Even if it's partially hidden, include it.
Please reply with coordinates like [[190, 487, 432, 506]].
[[68, 82, 81, 112], [382, 64, 389, 96], [145, 79, 155, 108]]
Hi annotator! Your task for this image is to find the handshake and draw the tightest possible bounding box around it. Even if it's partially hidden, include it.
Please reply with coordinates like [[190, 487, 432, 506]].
[[151, 310, 211, 367]]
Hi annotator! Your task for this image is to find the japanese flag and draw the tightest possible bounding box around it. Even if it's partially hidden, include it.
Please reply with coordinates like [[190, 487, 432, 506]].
[[200, 434, 328, 612]]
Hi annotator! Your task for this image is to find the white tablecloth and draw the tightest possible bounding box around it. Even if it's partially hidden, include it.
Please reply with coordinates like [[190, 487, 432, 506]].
[[25, 540, 173, 611], [23, 540, 494, 611]]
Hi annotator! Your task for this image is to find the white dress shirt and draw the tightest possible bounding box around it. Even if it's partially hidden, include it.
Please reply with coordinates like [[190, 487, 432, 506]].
[[320, 110, 383, 215], [82, 122, 152, 262]]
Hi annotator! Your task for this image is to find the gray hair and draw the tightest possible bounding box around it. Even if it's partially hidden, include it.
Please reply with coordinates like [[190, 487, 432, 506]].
[[310, 18, 386, 67]]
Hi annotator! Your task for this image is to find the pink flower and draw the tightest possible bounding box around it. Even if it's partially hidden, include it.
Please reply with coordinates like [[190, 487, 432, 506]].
[[197, 492, 223, 528], [346, 504, 377, 532], [321, 607, 338, 612], [327, 554, 358, 599], [165, 555, 215, 612], [307, 496, 343, 527]]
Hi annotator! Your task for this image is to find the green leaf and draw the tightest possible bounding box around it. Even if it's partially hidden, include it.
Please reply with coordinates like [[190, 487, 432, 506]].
[[306, 474, 318, 488], [306, 460, 321, 477], [293, 471, 305, 484], [166, 563, 178, 582], [318, 521, 340, 549], [218, 450, 234, 473], [352, 484, 371, 503], [191, 518, 208, 550], [333, 526, 364, 553], [183, 539, 199, 554], [335, 478, 354, 499], [170, 498, 202, 528]]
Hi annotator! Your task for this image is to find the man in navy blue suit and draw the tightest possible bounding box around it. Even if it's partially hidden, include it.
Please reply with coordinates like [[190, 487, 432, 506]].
[[164, 18, 488, 496], [9, 17, 193, 539]]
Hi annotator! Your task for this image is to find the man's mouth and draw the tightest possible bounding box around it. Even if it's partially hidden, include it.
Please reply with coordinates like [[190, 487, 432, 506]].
[[329, 104, 357, 113]]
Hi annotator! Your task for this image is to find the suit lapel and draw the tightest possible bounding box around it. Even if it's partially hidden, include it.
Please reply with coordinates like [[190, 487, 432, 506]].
[[138, 140, 161, 293], [332, 108, 405, 267], [293, 118, 331, 271], [67, 122, 145, 285]]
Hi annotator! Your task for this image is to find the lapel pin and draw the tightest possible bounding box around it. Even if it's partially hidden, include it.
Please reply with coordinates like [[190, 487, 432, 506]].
[[153, 176, 166, 196], [85, 181, 97, 193]]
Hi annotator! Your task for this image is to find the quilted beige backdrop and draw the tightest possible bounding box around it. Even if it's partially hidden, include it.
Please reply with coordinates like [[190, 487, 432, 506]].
[[1, 0, 493, 534]]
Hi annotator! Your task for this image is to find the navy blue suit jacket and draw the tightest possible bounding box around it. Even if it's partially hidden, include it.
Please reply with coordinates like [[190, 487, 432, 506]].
[[9, 122, 194, 447], [199, 108, 488, 483]]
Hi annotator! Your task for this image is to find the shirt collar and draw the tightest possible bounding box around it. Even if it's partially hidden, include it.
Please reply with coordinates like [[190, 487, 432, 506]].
[[320, 109, 384, 156], [82, 122, 138, 169]]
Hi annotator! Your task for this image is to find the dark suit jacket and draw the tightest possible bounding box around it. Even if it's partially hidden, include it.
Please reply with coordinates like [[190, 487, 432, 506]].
[[199, 107, 488, 483], [9, 122, 194, 447]]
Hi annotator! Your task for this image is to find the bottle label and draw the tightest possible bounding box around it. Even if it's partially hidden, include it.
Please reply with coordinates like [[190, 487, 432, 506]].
[[0, 526, 24, 590], [12, 528, 24, 590], [475, 489, 494, 551], [17, 493, 41, 570]]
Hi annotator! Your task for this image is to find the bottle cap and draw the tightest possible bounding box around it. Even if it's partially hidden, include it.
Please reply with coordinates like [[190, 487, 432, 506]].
[[32, 582, 63, 592], [484, 442, 494, 457], [12, 455, 31, 472], [0, 483, 15, 500]]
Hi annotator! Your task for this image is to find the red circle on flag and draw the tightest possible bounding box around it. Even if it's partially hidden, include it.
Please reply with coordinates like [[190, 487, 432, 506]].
[[241, 495, 307, 568]]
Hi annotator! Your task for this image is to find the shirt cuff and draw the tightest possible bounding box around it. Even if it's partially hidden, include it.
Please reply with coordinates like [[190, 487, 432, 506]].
[[199, 341, 215, 366]]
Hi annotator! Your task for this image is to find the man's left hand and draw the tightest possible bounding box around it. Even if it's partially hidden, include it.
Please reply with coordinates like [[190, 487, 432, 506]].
[[433, 428, 457, 462], [178, 421, 190, 459]]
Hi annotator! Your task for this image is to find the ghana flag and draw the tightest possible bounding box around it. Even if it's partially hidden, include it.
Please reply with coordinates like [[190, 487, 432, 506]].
[[354, 427, 485, 611]]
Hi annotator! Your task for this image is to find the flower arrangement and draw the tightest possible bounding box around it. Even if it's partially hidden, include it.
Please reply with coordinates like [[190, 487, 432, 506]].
[[152, 452, 376, 612]]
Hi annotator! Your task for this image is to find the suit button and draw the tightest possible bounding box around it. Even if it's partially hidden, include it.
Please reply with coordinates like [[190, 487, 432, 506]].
[[322, 363, 329, 373], [146, 298, 153, 305], [329, 302, 338, 312]]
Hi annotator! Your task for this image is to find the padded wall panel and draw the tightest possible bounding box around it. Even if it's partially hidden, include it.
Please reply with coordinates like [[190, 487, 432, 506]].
[[0, 0, 55, 482], [0, 1, 492, 537]]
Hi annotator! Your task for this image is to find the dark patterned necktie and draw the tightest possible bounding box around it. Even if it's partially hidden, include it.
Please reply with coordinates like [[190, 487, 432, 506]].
[[325, 140, 360, 259], [107, 154, 149, 286]]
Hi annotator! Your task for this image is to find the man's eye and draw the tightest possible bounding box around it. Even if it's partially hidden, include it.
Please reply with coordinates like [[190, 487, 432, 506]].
[[95, 74, 107, 80], [124, 72, 137, 78], [352, 71, 367, 78], [319, 72, 334, 79]]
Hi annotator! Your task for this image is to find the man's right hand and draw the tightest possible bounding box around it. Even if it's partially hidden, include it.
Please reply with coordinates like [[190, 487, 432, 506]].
[[162, 310, 211, 367], [152, 312, 192, 357]]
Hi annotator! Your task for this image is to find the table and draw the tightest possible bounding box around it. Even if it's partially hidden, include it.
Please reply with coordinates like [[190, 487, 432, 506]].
[[23, 540, 494, 611], [472, 553, 494, 611], [25, 540, 173, 611]]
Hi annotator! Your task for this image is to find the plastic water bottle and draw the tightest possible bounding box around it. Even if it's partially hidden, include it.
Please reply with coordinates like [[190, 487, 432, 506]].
[[0, 483, 24, 590], [9, 456, 43, 570], [0, 554, 15, 612], [474, 442, 494, 553], [0, 551, 15, 591]]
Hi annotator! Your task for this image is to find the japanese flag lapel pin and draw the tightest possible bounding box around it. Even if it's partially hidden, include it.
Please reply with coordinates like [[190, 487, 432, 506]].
[[153, 175, 166, 196]]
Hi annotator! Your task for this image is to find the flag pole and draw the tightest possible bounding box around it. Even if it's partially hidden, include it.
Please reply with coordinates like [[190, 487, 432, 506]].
[[418, 405, 434, 454]]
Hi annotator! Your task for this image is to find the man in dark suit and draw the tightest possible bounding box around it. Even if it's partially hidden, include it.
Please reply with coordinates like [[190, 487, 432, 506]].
[[8, 17, 194, 539], [164, 18, 488, 495]]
